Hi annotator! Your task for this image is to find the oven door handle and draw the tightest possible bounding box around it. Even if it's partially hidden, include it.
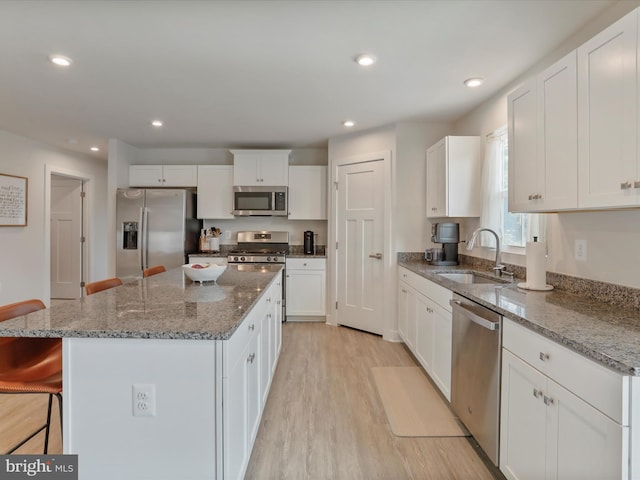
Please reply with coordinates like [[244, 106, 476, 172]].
[[451, 300, 500, 331]]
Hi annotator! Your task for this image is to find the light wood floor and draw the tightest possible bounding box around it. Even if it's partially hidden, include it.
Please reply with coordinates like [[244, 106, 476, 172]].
[[0, 393, 62, 454], [246, 322, 501, 480]]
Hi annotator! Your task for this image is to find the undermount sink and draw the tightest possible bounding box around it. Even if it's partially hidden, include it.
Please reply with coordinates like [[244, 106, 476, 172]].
[[436, 272, 510, 285]]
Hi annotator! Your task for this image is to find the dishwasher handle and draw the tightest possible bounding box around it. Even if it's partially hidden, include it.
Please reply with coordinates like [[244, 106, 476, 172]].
[[451, 299, 500, 331]]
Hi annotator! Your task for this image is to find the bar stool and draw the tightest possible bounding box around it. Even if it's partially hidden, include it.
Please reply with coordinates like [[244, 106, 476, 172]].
[[0, 299, 62, 454], [85, 277, 122, 295], [143, 265, 166, 277]]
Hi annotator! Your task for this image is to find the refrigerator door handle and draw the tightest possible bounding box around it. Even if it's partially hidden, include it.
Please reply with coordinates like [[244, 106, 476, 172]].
[[142, 207, 149, 270]]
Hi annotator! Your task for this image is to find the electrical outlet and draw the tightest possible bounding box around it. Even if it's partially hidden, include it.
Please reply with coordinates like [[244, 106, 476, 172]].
[[132, 384, 156, 417], [575, 239, 587, 262]]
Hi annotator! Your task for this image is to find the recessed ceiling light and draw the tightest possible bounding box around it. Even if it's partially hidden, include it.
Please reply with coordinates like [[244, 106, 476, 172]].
[[355, 54, 376, 67], [151, 120, 164, 127], [343, 120, 355, 127], [464, 77, 484, 88], [90, 146, 100, 152], [49, 54, 73, 67]]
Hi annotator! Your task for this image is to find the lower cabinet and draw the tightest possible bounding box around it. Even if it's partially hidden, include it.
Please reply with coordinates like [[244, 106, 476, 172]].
[[286, 258, 326, 319], [397, 267, 452, 400], [500, 319, 628, 480], [223, 271, 282, 480]]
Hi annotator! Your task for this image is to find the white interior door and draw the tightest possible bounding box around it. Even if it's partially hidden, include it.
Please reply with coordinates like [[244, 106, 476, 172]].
[[337, 159, 384, 335], [51, 176, 83, 299]]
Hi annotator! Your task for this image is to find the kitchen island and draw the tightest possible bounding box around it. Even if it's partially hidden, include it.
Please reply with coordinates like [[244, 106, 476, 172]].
[[0, 265, 284, 480]]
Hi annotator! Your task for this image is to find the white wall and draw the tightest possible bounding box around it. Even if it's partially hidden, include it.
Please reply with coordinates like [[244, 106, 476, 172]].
[[0, 130, 108, 305], [453, 0, 640, 289], [395, 122, 452, 252]]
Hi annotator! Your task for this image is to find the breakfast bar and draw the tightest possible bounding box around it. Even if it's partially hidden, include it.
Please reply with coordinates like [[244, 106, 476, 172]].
[[0, 265, 284, 480]]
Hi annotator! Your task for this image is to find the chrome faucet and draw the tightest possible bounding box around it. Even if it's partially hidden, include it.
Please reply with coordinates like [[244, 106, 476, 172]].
[[467, 228, 506, 276]]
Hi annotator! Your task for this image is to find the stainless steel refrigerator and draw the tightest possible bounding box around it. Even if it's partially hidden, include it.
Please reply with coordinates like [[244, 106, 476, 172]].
[[116, 189, 199, 280]]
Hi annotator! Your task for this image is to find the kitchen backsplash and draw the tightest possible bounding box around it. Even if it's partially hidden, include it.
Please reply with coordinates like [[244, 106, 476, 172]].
[[202, 218, 327, 246]]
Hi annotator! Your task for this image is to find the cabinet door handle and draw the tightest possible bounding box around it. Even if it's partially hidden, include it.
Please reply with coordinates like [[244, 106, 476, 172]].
[[533, 388, 543, 399], [528, 194, 534, 200], [635, 180, 640, 188], [543, 395, 554, 406], [249, 324, 255, 332], [539, 352, 549, 362], [369, 253, 382, 259], [621, 181, 633, 190]]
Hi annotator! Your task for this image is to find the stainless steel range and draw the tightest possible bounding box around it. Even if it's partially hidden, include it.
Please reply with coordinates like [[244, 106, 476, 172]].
[[228, 231, 289, 320], [227, 231, 289, 264]]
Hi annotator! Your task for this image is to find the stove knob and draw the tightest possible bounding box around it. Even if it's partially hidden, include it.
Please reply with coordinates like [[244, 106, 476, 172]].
[[272, 256, 278, 262], [240, 256, 246, 262], [267, 256, 272, 262], [233, 256, 239, 262]]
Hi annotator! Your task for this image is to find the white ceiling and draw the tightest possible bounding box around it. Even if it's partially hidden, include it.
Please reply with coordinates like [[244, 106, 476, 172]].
[[0, 0, 616, 160]]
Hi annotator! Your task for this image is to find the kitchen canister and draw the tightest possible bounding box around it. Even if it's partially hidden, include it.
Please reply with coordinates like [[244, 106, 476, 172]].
[[518, 237, 553, 291]]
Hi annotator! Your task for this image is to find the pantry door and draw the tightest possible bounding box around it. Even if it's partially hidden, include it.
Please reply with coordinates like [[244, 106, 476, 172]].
[[51, 176, 83, 299], [337, 158, 385, 335]]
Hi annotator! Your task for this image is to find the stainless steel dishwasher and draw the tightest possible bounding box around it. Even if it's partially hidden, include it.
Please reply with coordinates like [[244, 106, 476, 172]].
[[450, 293, 502, 466]]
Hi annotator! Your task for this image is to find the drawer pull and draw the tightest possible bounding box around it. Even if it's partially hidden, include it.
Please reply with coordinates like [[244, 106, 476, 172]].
[[621, 181, 633, 190], [635, 180, 640, 188], [539, 352, 549, 362], [533, 388, 543, 399]]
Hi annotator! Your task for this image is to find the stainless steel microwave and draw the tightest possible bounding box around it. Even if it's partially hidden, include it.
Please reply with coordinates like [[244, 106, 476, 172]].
[[233, 186, 288, 216]]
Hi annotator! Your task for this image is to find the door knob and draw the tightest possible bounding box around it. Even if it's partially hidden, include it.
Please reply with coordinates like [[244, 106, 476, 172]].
[[369, 253, 382, 259]]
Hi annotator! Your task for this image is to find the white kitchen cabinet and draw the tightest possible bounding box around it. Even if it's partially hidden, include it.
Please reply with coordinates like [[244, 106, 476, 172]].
[[425, 136, 481, 218], [578, 8, 639, 209], [414, 294, 433, 372], [288, 165, 327, 219], [222, 273, 282, 480], [196, 165, 234, 219], [231, 149, 290, 186], [129, 165, 197, 187], [397, 282, 410, 346], [500, 319, 629, 480], [285, 258, 326, 319], [260, 271, 282, 407], [508, 51, 578, 212], [397, 267, 453, 400]]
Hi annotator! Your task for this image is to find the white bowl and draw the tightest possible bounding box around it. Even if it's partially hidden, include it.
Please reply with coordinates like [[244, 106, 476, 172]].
[[182, 263, 227, 283]]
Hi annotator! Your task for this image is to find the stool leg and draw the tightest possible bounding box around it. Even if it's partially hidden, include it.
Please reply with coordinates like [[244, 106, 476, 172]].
[[43, 394, 53, 454], [56, 393, 63, 444]]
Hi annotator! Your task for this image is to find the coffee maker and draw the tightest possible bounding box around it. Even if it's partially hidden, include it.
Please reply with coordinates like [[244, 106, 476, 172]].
[[425, 222, 459, 266]]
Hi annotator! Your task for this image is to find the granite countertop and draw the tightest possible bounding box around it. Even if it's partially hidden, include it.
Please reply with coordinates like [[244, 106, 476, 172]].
[[0, 265, 283, 341], [399, 259, 640, 376], [286, 253, 327, 259]]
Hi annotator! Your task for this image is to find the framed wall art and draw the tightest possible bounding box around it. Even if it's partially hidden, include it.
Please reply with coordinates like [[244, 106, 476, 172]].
[[0, 173, 28, 226]]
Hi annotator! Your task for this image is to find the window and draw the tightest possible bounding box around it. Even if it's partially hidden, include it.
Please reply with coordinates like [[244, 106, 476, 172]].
[[480, 127, 543, 251], [498, 134, 526, 248]]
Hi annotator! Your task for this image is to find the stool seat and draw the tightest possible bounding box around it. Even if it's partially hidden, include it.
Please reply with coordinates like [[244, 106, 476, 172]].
[[0, 299, 62, 454], [85, 277, 122, 295], [143, 265, 166, 277]]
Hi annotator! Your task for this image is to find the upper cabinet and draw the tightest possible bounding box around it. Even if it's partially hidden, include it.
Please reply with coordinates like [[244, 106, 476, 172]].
[[426, 136, 481, 218], [509, 8, 640, 212], [129, 165, 197, 187], [578, 9, 639, 209], [508, 51, 578, 212], [197, 165, 234, 219], [288, 166, 327, 220], [231, 150, 291, 186]]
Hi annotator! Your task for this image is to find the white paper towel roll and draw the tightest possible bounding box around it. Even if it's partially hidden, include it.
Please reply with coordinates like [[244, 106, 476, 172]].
[[525, 241, 547, 289]]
